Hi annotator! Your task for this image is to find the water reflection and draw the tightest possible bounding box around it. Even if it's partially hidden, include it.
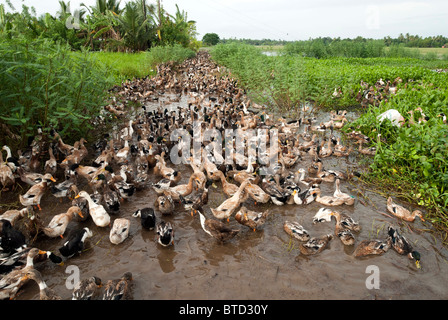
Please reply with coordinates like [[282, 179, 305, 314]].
[[157, 245, 177, 273]]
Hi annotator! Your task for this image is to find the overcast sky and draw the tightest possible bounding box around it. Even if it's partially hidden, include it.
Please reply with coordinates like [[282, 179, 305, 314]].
[[4, 0, 448, 41]]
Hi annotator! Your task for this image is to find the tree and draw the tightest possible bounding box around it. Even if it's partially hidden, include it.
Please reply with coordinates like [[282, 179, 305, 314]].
[[202, 32, 219, 46]]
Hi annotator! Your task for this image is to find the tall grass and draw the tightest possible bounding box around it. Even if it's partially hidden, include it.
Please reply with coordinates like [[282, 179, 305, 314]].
[[147, 44, 196, 69], [0, 37, 115, 149], [87, 51, 155, 82]]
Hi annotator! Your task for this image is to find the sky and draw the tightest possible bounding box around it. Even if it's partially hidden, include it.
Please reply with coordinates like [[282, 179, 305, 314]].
[[3, 0, 448, 41]]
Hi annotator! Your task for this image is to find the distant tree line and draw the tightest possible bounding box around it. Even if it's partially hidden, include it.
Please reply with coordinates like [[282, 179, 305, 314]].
[[384, 33, 448, 48], [209, 35, 448, 48]]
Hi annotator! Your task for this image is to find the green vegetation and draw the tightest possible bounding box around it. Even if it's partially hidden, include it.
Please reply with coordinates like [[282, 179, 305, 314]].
[[0, 0, 199, 52], [147, 44, 196, 69], [87, 51, 154, 82], [0, 37, 115, 149], [284, 38, 447, 60], [211, 42, 448, 238]]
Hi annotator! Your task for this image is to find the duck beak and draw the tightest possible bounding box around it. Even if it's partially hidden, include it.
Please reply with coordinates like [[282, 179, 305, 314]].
[[75, 194, 80, 199], [50, 177, 56, 182], [38, 250, 47, 255], [78, 212, 84, 219]]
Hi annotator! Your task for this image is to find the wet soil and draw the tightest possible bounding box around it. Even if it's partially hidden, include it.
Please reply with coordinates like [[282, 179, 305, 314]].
[[3, 76, 448, 302]]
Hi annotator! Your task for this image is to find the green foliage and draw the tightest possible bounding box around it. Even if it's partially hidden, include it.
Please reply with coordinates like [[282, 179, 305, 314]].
[[147, 44, 195, 69], [202, 33, 220, 46], [86, 51, 154, 82], [348, 78, 448, 223], [0, 37, 115, 149]]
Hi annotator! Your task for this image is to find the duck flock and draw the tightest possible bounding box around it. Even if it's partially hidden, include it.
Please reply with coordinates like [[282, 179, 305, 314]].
[[0, 51, 426, 300]]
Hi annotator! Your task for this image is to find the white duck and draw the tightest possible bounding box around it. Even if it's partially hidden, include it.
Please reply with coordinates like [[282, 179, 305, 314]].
[[75, 191, 111, 227]]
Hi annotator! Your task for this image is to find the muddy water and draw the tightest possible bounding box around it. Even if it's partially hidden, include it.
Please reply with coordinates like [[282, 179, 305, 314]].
[[5, 95, 448, 301]]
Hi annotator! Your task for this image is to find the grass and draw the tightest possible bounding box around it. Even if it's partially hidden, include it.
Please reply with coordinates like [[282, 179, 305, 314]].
[[86, 51, 155, 83], [415, 47, 448, 59]]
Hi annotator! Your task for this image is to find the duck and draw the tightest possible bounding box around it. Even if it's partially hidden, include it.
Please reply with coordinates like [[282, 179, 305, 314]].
[[198, 209, 239, 242], [211, 170, 240, 197], [132, 207, 156, 230], [0, 150, 15, 191], [318, 139, 333, 158], [168, 172, 203, 199], [312, 208, 334, 224], [58, 227, 93, 258], [114, 139, 130, 165], [386, 197, 425, 222], [151, 178, 172, 195], [0, 247, 63, 272], [109, 218, 130, 245], [331, 211, 361, 232], [234, 206, 270, 232], [334, 223, 355, 246], [1, 145, 19, 173], [71, 163, 105, 183], [202, 151, 220, 180], [0, 248, 47, 300], [99, 179, 120, 214], [0, 207, 33, 227], [102, 272, 133, 300], [108, 173, 135, 201], [333, 179, 355, 205], [387, 226, 421, 269], [61, 138, 88, 166], [44, 145, 57, 176], [261, 177, 288, 206], [19, 174, 56, 211], [244, 181, 270, 204], [299, 234, 333, 256], [51, 178, 78, 201], [156, 220, 174, 247], [21, 269, 61, 300], [353, 238, 392, 258], [75, 191, 110, 228], [292, 184, 319, 205], [16, 168, 53, 186], [332, 138, 352, 157], [179, 180, 211, 216], [210, 181, 249, 221], [42, 206, 84, 238], [154, 194, 175, 215], [315, 162, 351, 183], [53, 131, 76, 156], [283, 220, 311, 242], [357, 141, 376, 156], [311, 188, 346, 206], [72, 276, 103, 300], [153, 152, 181, 183], [0, 219, 27, 254], [71, 196, 90, 222]]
